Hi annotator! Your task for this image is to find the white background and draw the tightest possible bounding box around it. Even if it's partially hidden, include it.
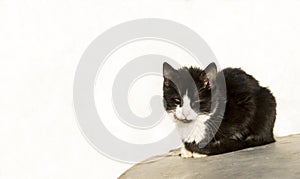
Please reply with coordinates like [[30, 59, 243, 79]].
[[1, 0, 300, 178]]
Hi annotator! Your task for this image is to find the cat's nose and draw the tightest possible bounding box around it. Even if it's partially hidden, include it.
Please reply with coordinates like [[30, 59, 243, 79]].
[[182, 110, 190, 118]]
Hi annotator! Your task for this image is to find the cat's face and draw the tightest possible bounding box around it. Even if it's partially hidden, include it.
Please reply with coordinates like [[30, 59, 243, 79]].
[[163, 62, 217, 123]]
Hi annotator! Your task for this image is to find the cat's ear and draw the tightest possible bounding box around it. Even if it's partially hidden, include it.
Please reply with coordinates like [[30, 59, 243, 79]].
[[163, 62, 176, 79], [203, 62, 217, 87]]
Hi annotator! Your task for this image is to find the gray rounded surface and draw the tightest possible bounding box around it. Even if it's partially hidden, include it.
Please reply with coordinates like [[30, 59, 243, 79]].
[[119, 134, 300, 179]]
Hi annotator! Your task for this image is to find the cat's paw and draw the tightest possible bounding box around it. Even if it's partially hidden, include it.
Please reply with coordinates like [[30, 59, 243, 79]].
[[180, 147, 193, 158], [192, 152, 207, 158]]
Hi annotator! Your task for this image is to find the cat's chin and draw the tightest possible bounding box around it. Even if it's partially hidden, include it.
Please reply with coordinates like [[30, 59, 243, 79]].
[[167, 113, 195, 124], [173, 116, 194, 123], [177, 118, 193, 123]]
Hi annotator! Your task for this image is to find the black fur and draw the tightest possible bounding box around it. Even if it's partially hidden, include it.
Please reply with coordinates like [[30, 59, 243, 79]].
[[163, 62, 276, 155]]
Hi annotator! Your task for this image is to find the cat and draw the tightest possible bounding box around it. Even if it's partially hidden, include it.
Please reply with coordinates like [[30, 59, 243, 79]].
[[163, 62, 276, 158]]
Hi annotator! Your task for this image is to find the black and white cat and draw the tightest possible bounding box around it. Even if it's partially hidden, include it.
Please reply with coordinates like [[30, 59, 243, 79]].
[[163, 62, 276, 158]]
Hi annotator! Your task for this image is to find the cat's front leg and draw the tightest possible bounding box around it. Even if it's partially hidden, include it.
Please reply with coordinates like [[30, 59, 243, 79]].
[[192, 152, 207, 158], [168, 147, 207, 158], [181, 148, 207, 158], [167, 147, 192, 158], [180, 147, 193, 158]]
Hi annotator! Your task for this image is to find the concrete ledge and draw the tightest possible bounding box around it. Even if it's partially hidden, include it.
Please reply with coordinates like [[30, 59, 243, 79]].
[[119, 134, 300, 179]]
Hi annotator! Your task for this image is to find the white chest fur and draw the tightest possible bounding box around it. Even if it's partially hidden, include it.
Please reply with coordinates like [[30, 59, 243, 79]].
[[175, 115, 210, 143]]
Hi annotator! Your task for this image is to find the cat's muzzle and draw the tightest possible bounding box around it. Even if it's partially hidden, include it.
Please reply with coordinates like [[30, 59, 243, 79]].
[[175, 116, 193, 123]]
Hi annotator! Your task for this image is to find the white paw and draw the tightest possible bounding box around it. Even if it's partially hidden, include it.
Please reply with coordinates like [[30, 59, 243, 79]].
[[180, 147, 193, 158], [192, 152, 207, 158], [167, 147, 181, 156]]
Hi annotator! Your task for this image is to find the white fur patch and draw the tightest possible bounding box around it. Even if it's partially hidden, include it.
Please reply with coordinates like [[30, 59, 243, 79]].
[[175, 92, 198, 121], [168, 90, 212, 144], [175, 114, 210, 143], [180, 147, 193, 158], [192, 152, 207, 158]]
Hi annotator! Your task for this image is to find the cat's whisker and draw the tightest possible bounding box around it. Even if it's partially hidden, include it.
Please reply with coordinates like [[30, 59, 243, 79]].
[[207, 124, 218, 142], [206, 121, 227, 138], [206, 121, 221, 135]]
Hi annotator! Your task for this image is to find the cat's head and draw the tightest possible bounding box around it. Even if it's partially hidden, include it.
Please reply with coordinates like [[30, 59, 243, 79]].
[[163, 62, 217, 123]]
